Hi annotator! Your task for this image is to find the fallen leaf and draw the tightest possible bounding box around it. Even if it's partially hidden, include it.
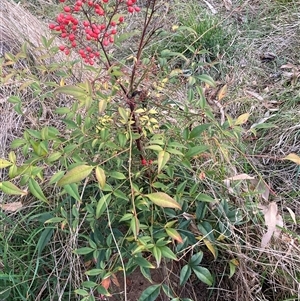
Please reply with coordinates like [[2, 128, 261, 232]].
[[222, 0, 232, 10], [234, 113, 250, 126], [245, 90, 264, 101], [101, 277, 111, 290], [0, 201, 23, 212], [198, 171, 206, 180], [250, 179, 271, 202], [217, 84, 227, 101], [286, 207, 296, 225], [111, 274, 120, 287], [283, 153, 300, 165], [260, 52, 276, 62], [225, 173, 255, 181], [260, 202, 281, 248], [280, 63, 298, 69]]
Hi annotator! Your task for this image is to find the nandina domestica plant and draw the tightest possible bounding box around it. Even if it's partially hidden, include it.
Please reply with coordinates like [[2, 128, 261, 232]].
[[49, 0, 156, 167]]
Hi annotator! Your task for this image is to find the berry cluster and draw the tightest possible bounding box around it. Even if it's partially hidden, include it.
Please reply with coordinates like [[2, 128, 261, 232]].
[[49, 0, 140, 65], [141, 158, 153, 166]]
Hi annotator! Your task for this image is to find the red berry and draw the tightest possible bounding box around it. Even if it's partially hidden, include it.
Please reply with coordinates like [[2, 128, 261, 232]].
[[127, 0, 133, 6], [103, 39, 109, 46], [74, 5, 81, 11], [49, 23, 56, 29], [86, 46, 92, 52], [110, 21, 116, 27], [103, 0, 108, 2], [83, 20, 90, 27], [69, 33, 76, 41], [88, 1, 94, 6], [59, 0, 65, 2], [71, 41, 77, 47], [59, 45, 65, 51], [76, 0, 83, 5], [141, 159, 147, 166], [111, 29, 117, 35], [128, 6, 134, 13], [119, 16, 124, 23], [109, 36, 114, 43], [61, 32, 68, 38], [134, 6, 141, 12], [63, 6, 71, 12], [94, 51, 100, 57], [64, 48, 70, 55], [95, 8, 104, 15]]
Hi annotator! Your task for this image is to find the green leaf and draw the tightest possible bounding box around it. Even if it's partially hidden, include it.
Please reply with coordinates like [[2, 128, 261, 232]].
[[58, 165, 94, 186], [28, 178, 48, 203], [64, 183, 81, 201], [81, 281, 97, 288], [74, 247, 94, 255], [145, 145, 163, 151], [158, 151, 170, 173], [166, 148, 184, 156], [160, 246, 177, 260], [8, 95, 21, 104], [134, 256, 155, 269], [140, 267, 153, 283], [0, 181, 27, 196], [55, 107, 71, 114], [229, 261, 236, 278], [119, 213, 133, 222], [180, 265, 191, 286], [44, 217, 66, 224], [185, 145, 209, 158], [190, 124, 211, 139], [152, 245, 162, 268], [11, 138, 26, 149], [0, 159, 12, 168], [47, 152, 62, 163], [37, 227, 54, 256], [165, 228, 183, 244], [192, 266, 213, 286], [49, 170, 65, 185], [74, 289, 89, 297], [54, 85, 88, 98], [145, 192, 181, 209], [108, 171, 126, 180], [113, 189, 128, 201], [118, 107, 129, 122], [138, 284, 161, 301], [130, 215, 140, 240], [96, 194, 111, 219], [161, 284, 175, 299], [196, 193, 215, 202], [95, 166, 106, 189], [85, 269, 104, 276], [197, 74, 216, 87], [189, 252, 203, 267]]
